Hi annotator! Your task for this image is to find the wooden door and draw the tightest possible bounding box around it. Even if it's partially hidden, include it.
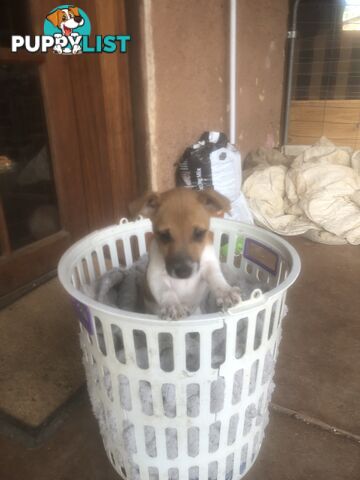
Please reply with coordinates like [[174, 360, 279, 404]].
[[0, 0, 137, 302]]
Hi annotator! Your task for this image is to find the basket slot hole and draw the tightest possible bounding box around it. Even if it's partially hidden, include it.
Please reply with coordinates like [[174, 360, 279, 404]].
[[256, 268, 268, 284], [187, 426, 199, 457], [254, 310, 265, 350], [210, 377, 225, 413], [162, 383, 176, 418], [256, 393, 265, 426], [139, 380, 154, 415], [145, 232, 153, 251], [185, 332, 200, 372], [187, 383, 200, 417], [123, 421, 137, 454], [102, 244, 112, 270], [226, 453, 235, 480], [261, 350, 274, 385], [130, 235, 140, 262], [129, 464, 140, 480], [268, 301, 277, 339], [227, 413, 239, 445], [72, 267, 81, 288], [252, 432, 260, 462], [219, 233, 230, 263], [148, 467, 159, 480], [188, 467, 199, 480], [243, 403, 257, 436], [159, 333, 174, 372], [95, 317, 107, 355], [103, 366, 113, 401], [116, 239, 126, 267], [133, 330, 149, 369], [81, 258, 91, 285], [91, 251, 101, 279], [232, 369, 243, 404], [165, 428, 178, 460], [208, 421, 221, 453], [233, 253, 242, 268], [118, 374, 132, 410], [112, 325, 126, 364], [168, 468, 179, 480], [211, 325, 226, 368], [144, 426, 157, 457], [235, 318, 248, 358], [249, 359, 259, 395], [245, 262, 253, 275], [240, 444, 248, 474], [208, 461, 218, 480]]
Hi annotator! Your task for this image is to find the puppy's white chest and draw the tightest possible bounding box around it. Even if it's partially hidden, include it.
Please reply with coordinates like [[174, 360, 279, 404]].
[[168, 271, 207, 308]]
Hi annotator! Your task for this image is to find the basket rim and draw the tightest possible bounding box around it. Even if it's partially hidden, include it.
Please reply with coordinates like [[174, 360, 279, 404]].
[[58, 218, 301, 326]]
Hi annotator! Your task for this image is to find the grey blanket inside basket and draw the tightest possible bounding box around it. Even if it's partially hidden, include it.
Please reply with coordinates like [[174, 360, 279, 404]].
[[82, 255, 278, 480], [84, 254, 269, 314]]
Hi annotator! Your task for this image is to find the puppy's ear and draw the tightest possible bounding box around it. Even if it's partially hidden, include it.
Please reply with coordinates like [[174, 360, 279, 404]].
[[129, 192, 161, 219], [69, 6, 80, 17], [197, 189, 231, 217], [46, 9, 61, 27]]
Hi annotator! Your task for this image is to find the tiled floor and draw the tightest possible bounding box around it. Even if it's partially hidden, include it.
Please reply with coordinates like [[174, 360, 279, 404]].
[[0, 237, 359, 479]]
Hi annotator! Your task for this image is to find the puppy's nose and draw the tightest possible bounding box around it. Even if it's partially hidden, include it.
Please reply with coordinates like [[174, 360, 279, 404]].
[[173, 262, 193, 279], [75, 15, 83, 23]]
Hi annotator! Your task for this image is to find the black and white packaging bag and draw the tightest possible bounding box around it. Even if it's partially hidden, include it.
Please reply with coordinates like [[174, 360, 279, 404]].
[[176, 131, 253, 224]]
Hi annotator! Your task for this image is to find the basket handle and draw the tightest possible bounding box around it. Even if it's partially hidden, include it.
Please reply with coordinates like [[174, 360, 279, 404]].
[[227, 288, 264, 315], [119, 215, 144, 224]]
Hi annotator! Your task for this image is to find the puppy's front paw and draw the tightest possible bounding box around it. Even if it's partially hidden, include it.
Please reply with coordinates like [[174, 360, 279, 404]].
[[159, 303, 190, 320], [216, 287, 242, 310], [72, 45, 82, 54]]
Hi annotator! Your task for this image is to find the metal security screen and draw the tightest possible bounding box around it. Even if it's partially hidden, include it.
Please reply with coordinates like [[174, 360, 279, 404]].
[[288, 0, 360, 149]]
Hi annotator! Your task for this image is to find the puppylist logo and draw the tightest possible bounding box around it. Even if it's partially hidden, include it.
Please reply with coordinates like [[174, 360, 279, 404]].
[[11, 4, 131, 55]]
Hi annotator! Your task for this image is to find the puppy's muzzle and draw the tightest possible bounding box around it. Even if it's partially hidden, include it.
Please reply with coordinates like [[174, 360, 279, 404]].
[[166, 254, 198, 279]]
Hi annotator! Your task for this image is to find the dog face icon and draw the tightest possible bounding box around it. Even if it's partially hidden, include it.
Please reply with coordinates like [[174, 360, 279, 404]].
[[46, 7, 84, 36]]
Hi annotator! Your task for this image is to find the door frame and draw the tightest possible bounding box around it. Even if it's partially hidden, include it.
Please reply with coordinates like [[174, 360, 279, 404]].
[[0, 0, 138, 300]]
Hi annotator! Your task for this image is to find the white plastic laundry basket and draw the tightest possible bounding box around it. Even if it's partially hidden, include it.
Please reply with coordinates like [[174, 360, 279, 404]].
[[58, 218, 300, 480]]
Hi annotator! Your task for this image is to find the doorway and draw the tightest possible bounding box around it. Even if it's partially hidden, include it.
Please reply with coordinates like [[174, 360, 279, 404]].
[[0, 0, 137, 300]]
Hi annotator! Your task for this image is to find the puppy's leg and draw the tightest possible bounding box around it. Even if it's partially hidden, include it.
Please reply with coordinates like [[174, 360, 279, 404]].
[[158, 291, 190, 320], [203, 250, 241, 310], [146, 243, 190, 320], [147, 280, 190, 320]]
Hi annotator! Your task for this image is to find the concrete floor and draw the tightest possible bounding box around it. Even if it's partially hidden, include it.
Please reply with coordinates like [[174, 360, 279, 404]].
[[0, 278, 83, 427], [0, 237, 359, 479]]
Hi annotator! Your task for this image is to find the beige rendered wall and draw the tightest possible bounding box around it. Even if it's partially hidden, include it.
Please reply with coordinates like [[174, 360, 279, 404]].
[[127, 0, 288, 192]]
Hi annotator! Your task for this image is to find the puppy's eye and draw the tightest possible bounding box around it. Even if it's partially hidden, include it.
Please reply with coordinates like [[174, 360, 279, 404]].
[[157, 230, 172, 244], [193, 227, 207, 242], [62, 14, 67, 20]]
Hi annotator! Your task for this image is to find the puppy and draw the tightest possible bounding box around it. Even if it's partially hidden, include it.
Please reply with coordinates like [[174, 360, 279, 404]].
[[46, 7, 84, 36], [131, 188, 241, 319], [46, 7, 84, 54]]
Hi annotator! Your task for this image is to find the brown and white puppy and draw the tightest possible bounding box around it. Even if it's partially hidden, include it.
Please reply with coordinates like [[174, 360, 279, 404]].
[[46, 7, 84, 36], [131, 187, 241, 320]]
